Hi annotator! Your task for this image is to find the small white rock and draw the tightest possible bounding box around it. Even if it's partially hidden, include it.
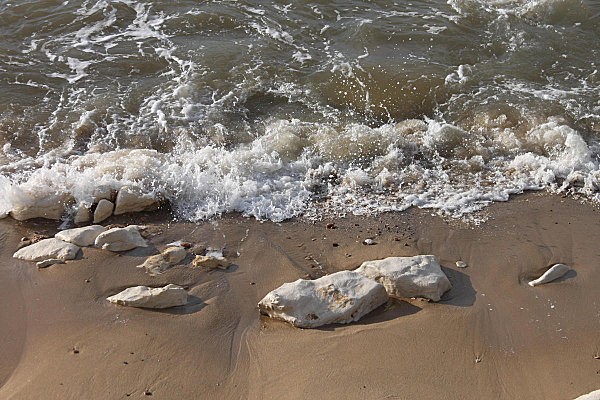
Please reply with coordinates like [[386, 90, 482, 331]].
[[36, 259, 66, 268], [363, 238, 376, 245], [258, 270, 388, 328], [13, 238, 80, 262], [55, 225, 106, 247], [192, 255, 231, 270], [355, 255, 452, 302], [138, 246, 187, 275], [94, 225, 147, 252], [456, 260, 468, 268], [73, 203, 91, 224], [107, 284, 188, 309], [93, 199, 114, 223], [528, 263, 571, 287]]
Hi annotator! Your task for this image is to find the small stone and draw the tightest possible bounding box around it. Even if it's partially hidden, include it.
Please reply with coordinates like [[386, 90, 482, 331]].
[[138, 246, 187, 275], [192, 255, 231, 270], [326, 223, 336, 229], [107, 284, 188, 309], [332, 243, 339, 247], [528, 263, 572, 287], [363, 238, 376, 245], [36, 259, 65, 269], [94, 226, 147, 252], [93, 199, 114, 223], [74, 203, 91, 224], [456, 260, 468, 268]]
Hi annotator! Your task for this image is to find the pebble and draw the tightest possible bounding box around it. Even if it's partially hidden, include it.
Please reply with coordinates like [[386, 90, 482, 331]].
[[456, 260, 468, 268], [363, 238, 376, 245]]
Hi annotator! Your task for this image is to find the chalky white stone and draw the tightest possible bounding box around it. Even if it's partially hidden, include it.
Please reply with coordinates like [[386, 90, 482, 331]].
[[355, 255, 451, 302], [528, 263, 571, 287], [114, 187, 159, 215], [258, 270, 388, 328], [107, 284, 188, 309], [93, 199, 114, 223], [13, 238, 80, 262], [94, 225, 147, 252], [55, 225, 106, 247]]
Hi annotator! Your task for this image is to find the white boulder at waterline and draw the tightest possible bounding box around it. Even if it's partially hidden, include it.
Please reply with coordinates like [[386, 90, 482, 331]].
[[355, 255, 451, 302], [13, 238, 80, 262], [258, 270, 388, 328], [114, 187, 159, 215], [107, 284, 188, 309], [93, 199, 114, 223], [10, 191, 69, 221], [138, 246, 187, 275], [73, 202, 91, 224], [94, 225, 147, 252], [528, 263, 572, 287], [55, 225, 106, 247]]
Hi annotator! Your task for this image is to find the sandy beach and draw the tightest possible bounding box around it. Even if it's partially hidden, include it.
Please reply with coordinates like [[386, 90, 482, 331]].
[[0, 192, 598, 399]]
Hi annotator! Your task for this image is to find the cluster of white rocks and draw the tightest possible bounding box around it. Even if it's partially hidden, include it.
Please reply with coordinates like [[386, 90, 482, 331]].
[[1, 185, 160, 223], [13, 225, 149, 268], [258, 255, 452, 328]]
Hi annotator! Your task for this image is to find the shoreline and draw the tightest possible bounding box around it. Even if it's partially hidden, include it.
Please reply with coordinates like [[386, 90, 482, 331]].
[[0, 192, 599, 399]]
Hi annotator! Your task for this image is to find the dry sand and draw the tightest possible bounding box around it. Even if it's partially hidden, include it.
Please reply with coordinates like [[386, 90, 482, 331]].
[[0, 193, 598, 399]]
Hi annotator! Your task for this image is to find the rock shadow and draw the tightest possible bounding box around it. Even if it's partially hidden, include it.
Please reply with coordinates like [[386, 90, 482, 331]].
[[123, 245, 159, 258], [315, 300, 421, 331], [439, 266, 477, 307]]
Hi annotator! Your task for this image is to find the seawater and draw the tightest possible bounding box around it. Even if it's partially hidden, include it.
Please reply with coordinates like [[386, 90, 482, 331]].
[[0, 0, 599, 221]]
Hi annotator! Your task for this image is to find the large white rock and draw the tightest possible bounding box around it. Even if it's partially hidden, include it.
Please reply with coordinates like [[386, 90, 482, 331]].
[[55, 225, 106, 247], [258, 270, 388, 328], [355, 255, 451, 302], [107, 284, 188, 309], [94, 225, 148, 252], [138, 246, 187, 275], [574, 389, 600, 400], [528, 263, 571, 287], [10, 192, 70, 221], [114, 187, 159, 215], [13, 238, 80, 262], [93, 199, 114, 223]]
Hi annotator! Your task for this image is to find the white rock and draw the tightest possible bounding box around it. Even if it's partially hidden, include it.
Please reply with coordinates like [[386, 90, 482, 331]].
[[107, 284, 188, 309], [93, 199, 114, 223], [0, 211, 8, 219], [73, 203, 91, 224], [528, 263, 571, 287], [36, 259, 65, 268], [162, 246, 187, 264], [113, 187, 159, 215], [456, 260, 468, 268], [10, 192, 70, 221], [355, 255, 452, 302], [13, 238, 80, 262], [192, 255, 231, 270], [94, 225, 147, 252], [574, 389, 600, 400], [258, 270, 388, 328], [55, 225, 106, 247], [138, 246, 187, 275], [363, 238, 376, 245]]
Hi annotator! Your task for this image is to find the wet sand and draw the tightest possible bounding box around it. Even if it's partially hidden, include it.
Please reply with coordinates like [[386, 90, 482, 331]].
[[0, 193, 598, 399]]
